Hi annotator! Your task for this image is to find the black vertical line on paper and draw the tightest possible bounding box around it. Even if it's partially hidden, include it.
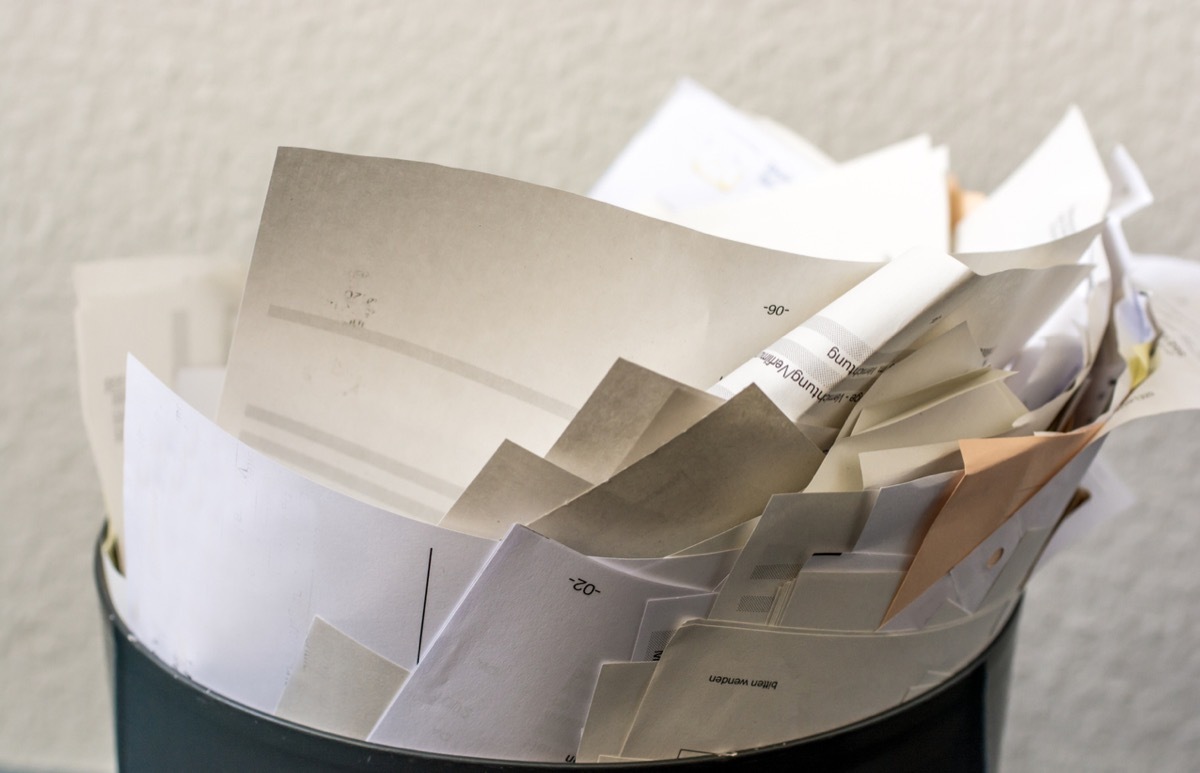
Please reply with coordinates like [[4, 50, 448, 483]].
[[416, 547, 433, 665]]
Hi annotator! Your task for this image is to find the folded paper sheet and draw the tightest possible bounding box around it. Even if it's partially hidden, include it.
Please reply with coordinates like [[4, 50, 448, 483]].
[[618, 599, 1016, 759], [631, 592, 718, 662], [708, 491, 874, 625], [439, 440, 591, 540], [780, 553, 909, 631], [368, 526, 694, 762], [883, 442, 1102, 632], [122, 356, 496, 713], [274, 617, 410, 740], [851, 471, 960, 557], [710, 243, 1092, 441], [528, 385, 824, 557], [598, 551, 739, 594], [885, 427, 1098, 621], [543, 358, 722, 485]]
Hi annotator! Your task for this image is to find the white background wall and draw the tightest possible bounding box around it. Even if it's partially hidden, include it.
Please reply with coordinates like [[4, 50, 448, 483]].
[[3, 1, 1200, 770]]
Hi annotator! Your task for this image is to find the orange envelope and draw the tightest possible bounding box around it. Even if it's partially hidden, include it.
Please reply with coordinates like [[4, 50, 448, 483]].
[[884, 423, 1099, 622]]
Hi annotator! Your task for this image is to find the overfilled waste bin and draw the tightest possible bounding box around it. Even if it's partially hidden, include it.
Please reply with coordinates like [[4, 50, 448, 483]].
[[95, 529, 1021, 773]]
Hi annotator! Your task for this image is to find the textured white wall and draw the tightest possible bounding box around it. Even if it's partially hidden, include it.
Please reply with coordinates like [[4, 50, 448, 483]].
[[3, 1, 1199, 770]]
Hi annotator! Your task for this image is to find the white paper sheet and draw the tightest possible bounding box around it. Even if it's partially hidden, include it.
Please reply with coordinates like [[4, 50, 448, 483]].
[[73, 255, 244, 557], [576, 662, 658, 763], [841, 323, 985, 434], [858, 442, 962, 490], [1104, 255, 1200, 434], [851, 471, 961, 556], [807, 370, 1028, 492], [619, 599, 1015, 759], [545, 358, 714, 485], [589, 78, 833, 216], [708, 491, 874, 625], [955, 107, 1111, 252], [599, 550, 738, 593], [710, 246, 970, 423], [632, 593, 718, 662], [368, 526, 693, 762], [922, 227, 1107, 377], [217, 149, 879, 523], [780, 553, 909, 632], [670, 135, 949, 261], [121, 356, 496, 713], [710, 244, 1089, 441], [670, 517, 760, 557]]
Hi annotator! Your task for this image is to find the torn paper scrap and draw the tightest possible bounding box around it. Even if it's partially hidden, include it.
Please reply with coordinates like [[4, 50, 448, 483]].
[[275, 617, 410, 740], [528, 385, 823, 558]]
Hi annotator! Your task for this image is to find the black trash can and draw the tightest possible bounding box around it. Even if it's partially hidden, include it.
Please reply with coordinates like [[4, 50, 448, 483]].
[[95, 529, 1020, 772]]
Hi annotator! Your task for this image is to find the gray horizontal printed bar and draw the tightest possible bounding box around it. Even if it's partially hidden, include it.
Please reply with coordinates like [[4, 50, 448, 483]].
[[803, 315, 873, 364], [243, 404, 465, 500], [240, 431, 445, 522], [267, 305, 577, 420]]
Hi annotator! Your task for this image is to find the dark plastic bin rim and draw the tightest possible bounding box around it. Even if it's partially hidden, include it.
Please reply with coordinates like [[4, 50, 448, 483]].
[[95, 526, 1020, 768]]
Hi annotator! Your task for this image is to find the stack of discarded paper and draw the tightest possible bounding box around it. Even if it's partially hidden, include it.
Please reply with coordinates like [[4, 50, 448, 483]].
[[80, 80, 1200, 763]]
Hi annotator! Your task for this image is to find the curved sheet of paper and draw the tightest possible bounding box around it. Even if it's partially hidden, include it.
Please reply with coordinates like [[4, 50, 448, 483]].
[[589, 78, 833, 216], [528, 386, 824, 558], [545, 359, 720, 485], [882, 441, 1102, 632], [670, 135, 949, 261], [709, 490, 875, 626], [368, 526, 695, 763], [618, 598, 1016, 760], [217, 149, 879, 523], [439, 440, 591, 540], [599, 551, 738, 594], [711, 243, 1091, 439], [122, 356, 496, 713], [807, 371, 1027, 493], [955, 107, 1111, 252]]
